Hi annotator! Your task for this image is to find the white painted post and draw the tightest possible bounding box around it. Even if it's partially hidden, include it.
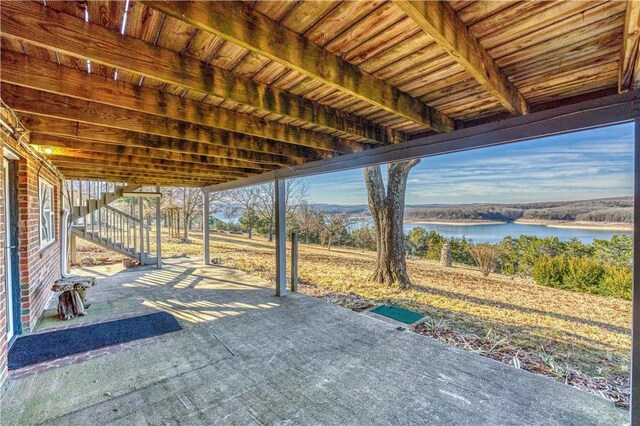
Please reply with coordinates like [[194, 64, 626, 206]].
[[138, 197, 144, 264], [203, 189, 210, 265], [156, 184, 162, 269], [291, 232, 298, 292], [275, 179, 286, 296]]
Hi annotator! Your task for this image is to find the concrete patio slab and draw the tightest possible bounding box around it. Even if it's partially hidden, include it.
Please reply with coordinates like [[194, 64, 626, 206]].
[[0, 258, 626, 425]]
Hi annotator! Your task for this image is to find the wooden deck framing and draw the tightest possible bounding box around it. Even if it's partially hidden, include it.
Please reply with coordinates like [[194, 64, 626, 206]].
[[0, 0, 634, 187]]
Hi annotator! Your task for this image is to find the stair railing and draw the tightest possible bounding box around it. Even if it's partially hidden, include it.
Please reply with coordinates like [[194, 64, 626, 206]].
[[66, 179, 152, 262], [94, 206, 146, 257], [67, 179, 128, 219]]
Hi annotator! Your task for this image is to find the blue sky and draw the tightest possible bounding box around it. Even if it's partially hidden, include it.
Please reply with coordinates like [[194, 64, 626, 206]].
[[301, 122, 634, 205]]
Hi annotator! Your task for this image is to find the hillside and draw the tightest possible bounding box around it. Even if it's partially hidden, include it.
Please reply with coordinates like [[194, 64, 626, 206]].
[[403, 197, 633, 224]]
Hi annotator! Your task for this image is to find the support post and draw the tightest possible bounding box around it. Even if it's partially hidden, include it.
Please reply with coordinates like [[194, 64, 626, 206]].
[[156, 184, 162, 269], [70, 233, 76, 266], [632, 118, 640, 425], [203, 189, 210, 265], [138, 197, 144, 264], [274, 179, 286, 296], [291, 232, 298, 292]]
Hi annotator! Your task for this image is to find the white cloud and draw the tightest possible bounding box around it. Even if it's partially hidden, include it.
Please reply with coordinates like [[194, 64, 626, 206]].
[[306, 124, 634, 205]]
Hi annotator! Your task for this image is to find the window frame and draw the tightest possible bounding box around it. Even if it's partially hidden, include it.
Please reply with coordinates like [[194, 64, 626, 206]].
[[39, 178, 55, 249]]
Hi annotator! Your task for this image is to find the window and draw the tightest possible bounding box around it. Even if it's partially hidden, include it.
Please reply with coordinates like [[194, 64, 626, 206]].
[[39, 179, 55, 247]]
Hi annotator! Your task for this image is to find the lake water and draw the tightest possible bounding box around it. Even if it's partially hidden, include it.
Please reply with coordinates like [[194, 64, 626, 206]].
[[403, 222, 632, 244]]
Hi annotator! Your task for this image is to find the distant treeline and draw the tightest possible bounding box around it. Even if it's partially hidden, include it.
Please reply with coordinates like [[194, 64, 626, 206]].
[[405, 197, 633, 223]]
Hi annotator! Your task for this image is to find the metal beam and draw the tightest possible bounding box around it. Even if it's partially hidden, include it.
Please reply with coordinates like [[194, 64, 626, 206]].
[[632, 117, 640, 425], [204, 90, 640, 192], [274, 179, 286, 297], [203, 190, 210, 266]]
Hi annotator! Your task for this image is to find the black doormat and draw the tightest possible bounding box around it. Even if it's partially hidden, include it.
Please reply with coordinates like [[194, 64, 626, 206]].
[[8, 312, 181, 370]]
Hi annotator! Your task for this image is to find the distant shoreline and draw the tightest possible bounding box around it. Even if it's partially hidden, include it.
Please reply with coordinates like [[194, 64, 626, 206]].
[[404, 219, 505, 226], [403, 218, 632, 231], [513, 219, 632, 231]]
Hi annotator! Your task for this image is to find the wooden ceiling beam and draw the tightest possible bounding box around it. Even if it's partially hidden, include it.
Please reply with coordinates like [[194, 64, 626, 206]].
[[1, 50, 353, 155], [56, 166, 218, 182], [23, 115, 288, 166], [619, 1, 640, 92], [1, 0, 398, 144], [49, 157, 238, 179], [1, 84, 329, 164], [29, 134, 273, 173], [56, 165, 217, 181], [44, 152, 250, 176], [56, 168, 217, 186], [394, 1, 528, 115], [143, 1, 454, 133]]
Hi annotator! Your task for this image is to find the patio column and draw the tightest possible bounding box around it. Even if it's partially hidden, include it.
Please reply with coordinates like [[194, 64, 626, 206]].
[[139, 198, 144, 264], [156, 184, 162, 269], [203, 189, 210, 265], [632, 118, 640, 425], [275, 178, 287, 296]]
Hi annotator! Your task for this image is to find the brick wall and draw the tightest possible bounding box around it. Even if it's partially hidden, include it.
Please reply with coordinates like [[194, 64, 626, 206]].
[[17, 158, 61, 333], [0, 135, 63, 390]]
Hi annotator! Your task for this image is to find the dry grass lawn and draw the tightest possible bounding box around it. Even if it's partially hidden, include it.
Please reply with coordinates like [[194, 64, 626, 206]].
[[76, 228, 631, 407]]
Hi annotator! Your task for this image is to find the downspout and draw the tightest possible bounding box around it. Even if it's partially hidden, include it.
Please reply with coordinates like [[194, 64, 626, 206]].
[[60, 208, 71, 277]]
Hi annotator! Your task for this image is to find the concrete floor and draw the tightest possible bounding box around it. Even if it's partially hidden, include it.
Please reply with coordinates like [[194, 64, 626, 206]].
[[0, 258, 627, 425]]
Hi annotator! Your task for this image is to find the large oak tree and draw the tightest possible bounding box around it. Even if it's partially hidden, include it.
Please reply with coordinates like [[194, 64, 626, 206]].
[[364, 160, 420, 288]]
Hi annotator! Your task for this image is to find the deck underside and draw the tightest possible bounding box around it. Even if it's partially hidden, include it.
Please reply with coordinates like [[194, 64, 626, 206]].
[[0, 0, 636, 186]]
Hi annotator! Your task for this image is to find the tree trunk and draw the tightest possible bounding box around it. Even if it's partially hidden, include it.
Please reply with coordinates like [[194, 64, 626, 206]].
[[183, 215, 189, 241], [364, 160, 420, 288], [248, 226, 252, 239], [268, 223, 273, 242], [441, 242, 453, 267]]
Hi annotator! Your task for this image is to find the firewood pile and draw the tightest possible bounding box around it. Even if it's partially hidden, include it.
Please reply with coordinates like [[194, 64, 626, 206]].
[[52, 276, 98, 320]]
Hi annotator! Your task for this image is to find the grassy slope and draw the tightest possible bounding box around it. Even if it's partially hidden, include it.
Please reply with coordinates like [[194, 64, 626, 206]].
[[77, 228, 631, 406]]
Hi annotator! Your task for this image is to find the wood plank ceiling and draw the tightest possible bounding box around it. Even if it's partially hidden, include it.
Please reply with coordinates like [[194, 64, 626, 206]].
[[0, 0, 634, 186]]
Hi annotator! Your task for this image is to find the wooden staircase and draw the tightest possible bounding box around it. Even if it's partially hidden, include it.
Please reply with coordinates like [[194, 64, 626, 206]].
[[69, 180, 156, 264]]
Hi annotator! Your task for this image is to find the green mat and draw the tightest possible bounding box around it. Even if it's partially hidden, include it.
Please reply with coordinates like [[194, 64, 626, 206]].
[[370, 305, 424, 324]]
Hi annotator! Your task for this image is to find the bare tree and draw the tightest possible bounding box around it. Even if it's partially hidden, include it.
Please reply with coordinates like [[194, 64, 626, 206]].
[[255, 179, 309, 242], [320, 212, 353, 251], [201, 190, 226, 233], [296, 201, 322, 244], [229, 186, 260, 238], [173, 187, 203, 242], [222, 204, 240, 226], [364, 160, 420, 288]]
